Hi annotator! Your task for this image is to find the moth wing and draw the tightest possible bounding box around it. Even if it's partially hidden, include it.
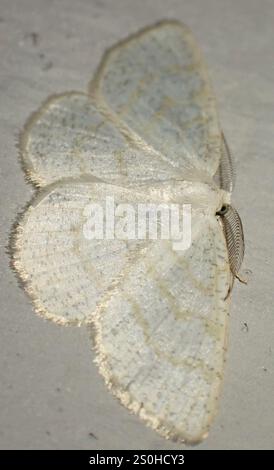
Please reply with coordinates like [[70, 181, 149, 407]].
[[93, 212, 231, 443], [21, 92, 177, 187], [90, 20, 222, 179], [12, 181, 150, 325]]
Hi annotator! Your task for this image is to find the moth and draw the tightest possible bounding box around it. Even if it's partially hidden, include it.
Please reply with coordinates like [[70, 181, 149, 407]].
[[12, 21, 244, 443]]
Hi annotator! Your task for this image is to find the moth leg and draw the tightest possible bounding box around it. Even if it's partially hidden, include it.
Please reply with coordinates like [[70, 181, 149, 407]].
[[235, 273, 248, 284]]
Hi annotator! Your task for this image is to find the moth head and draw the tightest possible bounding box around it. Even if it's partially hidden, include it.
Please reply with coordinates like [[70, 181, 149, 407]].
[[216, 189, 231, 215]]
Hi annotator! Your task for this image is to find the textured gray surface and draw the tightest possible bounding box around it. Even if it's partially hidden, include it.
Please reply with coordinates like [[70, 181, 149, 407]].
[[0, 0, 273, 450]]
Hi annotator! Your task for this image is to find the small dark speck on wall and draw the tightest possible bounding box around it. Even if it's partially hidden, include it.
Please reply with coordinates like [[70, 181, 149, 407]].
[[42, 61, 53, 71], [24, 32, 40, 46]]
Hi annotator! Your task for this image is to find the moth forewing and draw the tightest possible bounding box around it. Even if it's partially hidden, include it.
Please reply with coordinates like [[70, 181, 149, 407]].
[[12, 21, 244, 443]]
